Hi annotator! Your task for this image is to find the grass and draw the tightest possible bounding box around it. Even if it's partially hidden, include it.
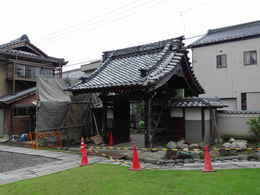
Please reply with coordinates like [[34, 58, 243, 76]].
[[0, 164, 260, 195]]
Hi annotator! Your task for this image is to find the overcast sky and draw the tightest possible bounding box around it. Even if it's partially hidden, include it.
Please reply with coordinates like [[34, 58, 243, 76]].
[[1, 0, 260, 71]]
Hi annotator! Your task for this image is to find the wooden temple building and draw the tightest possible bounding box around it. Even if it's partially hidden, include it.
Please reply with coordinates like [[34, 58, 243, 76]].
[[69, 36, 206, 147]]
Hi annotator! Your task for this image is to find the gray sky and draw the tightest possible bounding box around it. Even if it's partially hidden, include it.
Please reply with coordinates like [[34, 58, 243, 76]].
[[1, 0, 260, 71]]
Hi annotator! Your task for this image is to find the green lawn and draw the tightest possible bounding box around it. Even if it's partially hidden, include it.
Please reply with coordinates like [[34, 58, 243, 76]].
[[0, 164, 260, 195]]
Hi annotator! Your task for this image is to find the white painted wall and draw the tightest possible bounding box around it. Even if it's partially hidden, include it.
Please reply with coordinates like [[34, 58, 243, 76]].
[[217, 113, 260, 136], [192, 37, 260, 110]]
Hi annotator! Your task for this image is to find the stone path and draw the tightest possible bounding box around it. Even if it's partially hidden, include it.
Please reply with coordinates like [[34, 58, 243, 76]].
[[142, 160, 260, 170], [1, 145, 260, 185], [0, 145, 105, 185]]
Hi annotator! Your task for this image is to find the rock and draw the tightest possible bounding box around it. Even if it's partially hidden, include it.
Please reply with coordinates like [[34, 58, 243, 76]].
[[190, 151, 201, 159], [190, 144, 199, 148], [229, 137, 235, 142], [177, 140, 186, 148], [256, 152, 260, 161], [231, 141, 247, 149], [184, 159, 194, 163], [183, 148, 189, 152], [223, 142, 232, 148], [237, 154, 248, 161], [248, 152, 260, 161], [166, 141, 177, 149], [165, 150, 177, 159]]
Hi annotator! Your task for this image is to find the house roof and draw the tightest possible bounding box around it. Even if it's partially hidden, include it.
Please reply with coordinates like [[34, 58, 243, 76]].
[[0, 35, 67, 65], [0, 87, 37, 105], [172, 98, 226, 108], [81, 60, 101, 72], [190, 20, 260, 48], [69, 37, 204, 94]]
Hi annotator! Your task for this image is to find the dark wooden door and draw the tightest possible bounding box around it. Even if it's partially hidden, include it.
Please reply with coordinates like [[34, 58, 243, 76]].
[[171, 117, 185, 140], [113, 98, 130, 144]]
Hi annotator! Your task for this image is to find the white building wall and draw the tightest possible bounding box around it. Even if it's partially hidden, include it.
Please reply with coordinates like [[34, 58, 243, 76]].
[[247, 92, 260, 110], [192, 37, 260, 110]]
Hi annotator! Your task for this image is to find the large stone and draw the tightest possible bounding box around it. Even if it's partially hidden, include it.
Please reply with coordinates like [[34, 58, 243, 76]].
[[189, 144, 199, 148], [166, 141, 177, 149], [223, 139, 248, 149], [254, 152, 260, 161], [177, 140, 188, 148], [223, 142, 232, 148], [231, 141, 247, 149]]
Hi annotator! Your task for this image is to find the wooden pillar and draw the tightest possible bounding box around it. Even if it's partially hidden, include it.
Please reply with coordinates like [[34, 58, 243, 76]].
[[182, 108, 186, 139], [209, 108, 213, 144], [12, 63, 16, 94], [144, 97, 152, 148], [102, 103, 107, 135], [201, 108, 205, 142], [10, 105, 14, 135]]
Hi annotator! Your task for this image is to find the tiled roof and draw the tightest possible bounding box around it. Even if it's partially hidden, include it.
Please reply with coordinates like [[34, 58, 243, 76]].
[[172, 98, 226, 108], [0, 87, 37, 104], [218, 110, 260, 114], [70, 37, 204, 94], [190, 20, 260, 48], [0, 35, 67, 65]]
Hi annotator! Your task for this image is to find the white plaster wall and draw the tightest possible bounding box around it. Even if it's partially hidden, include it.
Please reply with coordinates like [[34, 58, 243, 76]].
[[185, 108, 210, 120], [192, 38, 260, 110], [217, 113, 260, 136]]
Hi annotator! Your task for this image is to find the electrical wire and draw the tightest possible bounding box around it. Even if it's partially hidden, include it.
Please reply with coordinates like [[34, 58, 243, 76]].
[[42, 0, 166, 42]]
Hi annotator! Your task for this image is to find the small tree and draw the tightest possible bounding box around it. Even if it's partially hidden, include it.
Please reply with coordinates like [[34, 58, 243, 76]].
[[247, 116, 260, 141]]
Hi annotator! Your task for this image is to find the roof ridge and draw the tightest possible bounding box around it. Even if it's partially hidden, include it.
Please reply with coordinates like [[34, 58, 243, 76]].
[[0, 34, 30, 49], [103, 36, 184, 59], [208, 20, 260, 34]]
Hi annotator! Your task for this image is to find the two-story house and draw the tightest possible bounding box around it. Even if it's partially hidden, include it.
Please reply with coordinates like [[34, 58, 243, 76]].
[[63, 60, 101, 79], [190, 20, 260, 111], [0, 35, 67, 136]]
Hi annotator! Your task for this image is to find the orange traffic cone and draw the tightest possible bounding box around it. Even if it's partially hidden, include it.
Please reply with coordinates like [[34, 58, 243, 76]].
[[108, 132, 114, 146], [202, 145, 215, 172], [80, 137, 88, 166], [129, 145, 142, 171]]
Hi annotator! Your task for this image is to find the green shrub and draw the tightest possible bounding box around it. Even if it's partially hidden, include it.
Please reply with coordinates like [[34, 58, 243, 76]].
[[138, 120, 145, 129], [247, 116, 260, 141]]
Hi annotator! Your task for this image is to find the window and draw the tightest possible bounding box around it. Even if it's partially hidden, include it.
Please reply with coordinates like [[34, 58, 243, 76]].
[[244, 50, 257, 65], [14, 107, 34, 116], [216, 54, 227, 68], [241, 93, 247, 110], [15, 64, 26, 77]]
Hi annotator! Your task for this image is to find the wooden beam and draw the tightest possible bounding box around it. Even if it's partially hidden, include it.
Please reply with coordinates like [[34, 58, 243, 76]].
[[144, 97, 152, 148]]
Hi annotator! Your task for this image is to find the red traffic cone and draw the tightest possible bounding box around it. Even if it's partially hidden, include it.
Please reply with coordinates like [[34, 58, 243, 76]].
[[80, 137, 88, 166], [108, 132, 114, 146], [130, 145, 142, 171], [202, 145, 215, 172]]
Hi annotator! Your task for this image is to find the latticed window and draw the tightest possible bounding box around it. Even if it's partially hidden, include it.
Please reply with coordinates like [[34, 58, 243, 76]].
[[216, 54, 227, 68], [244, 50, 257, 65]]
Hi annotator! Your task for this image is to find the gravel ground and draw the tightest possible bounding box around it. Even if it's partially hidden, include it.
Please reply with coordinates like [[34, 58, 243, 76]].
[[0, 151, 57, 173]]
